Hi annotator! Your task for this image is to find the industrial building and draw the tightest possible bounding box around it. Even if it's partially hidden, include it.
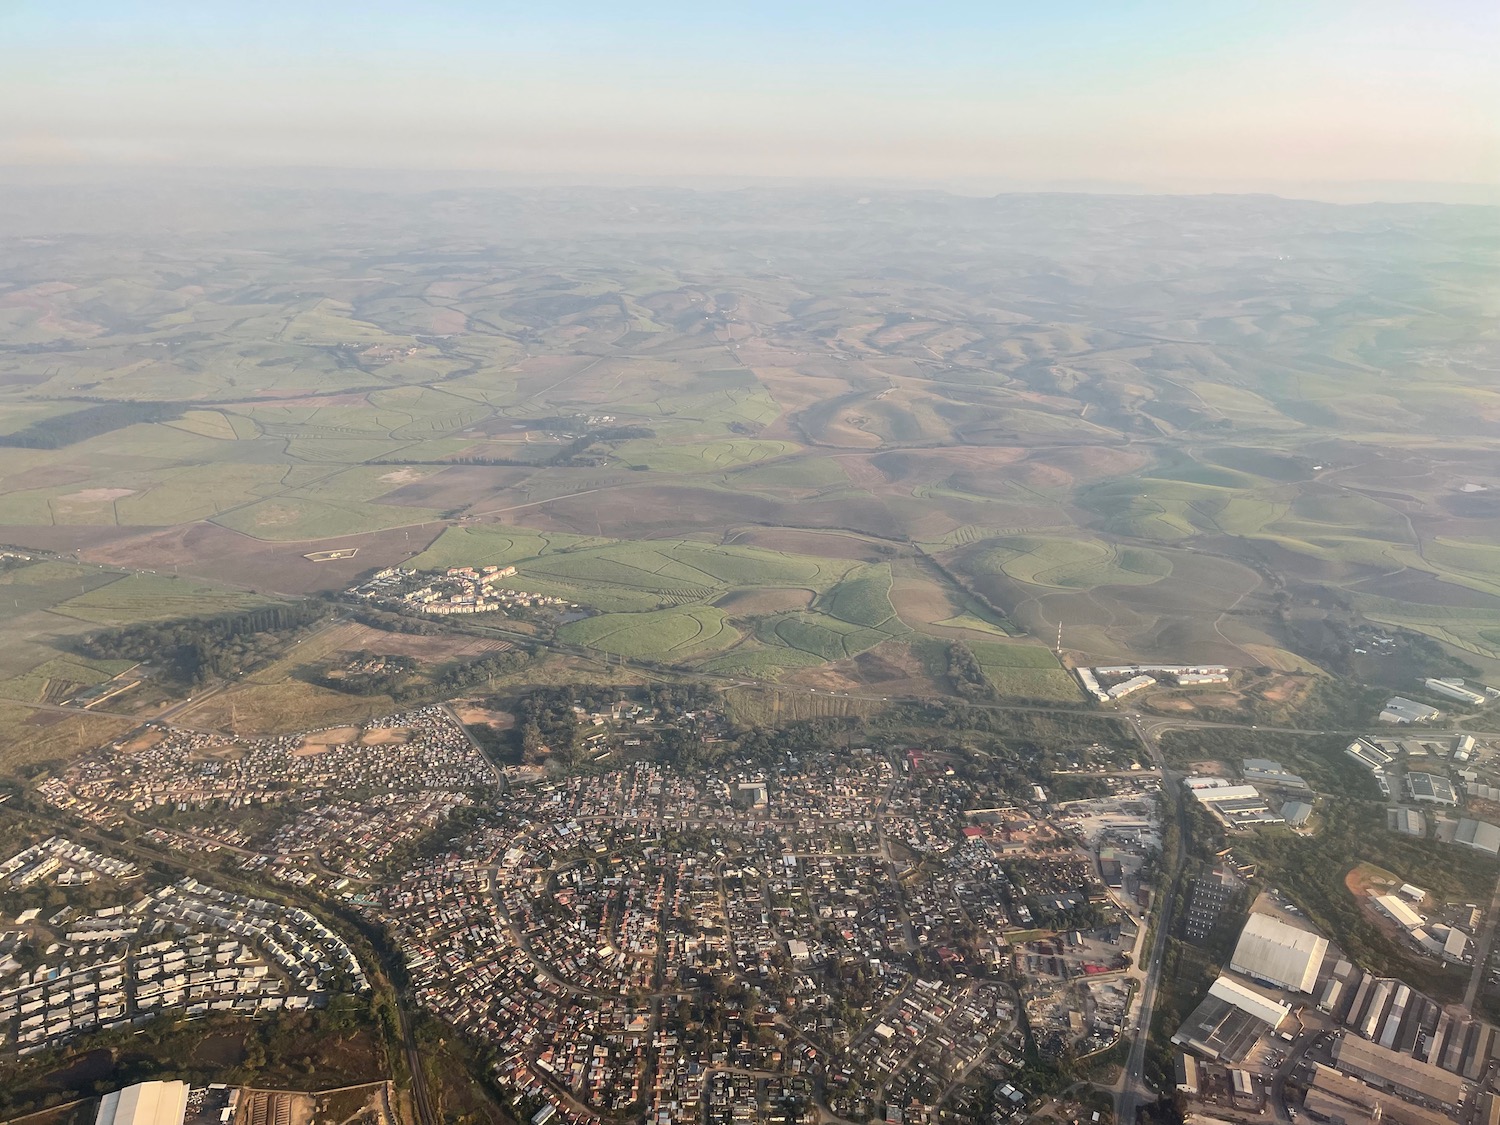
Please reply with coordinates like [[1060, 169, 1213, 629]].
[[1423, 678, 1487, 706], [1453, 734, 1476, 763], [1380, 697, 1441, 724], [1107, 674, 1155, 700], [1228, 912, 1328, 993], [1241, 759, 1310, 791], [1346, 739, 1394, 771], [1333, 1033, 1468, 1110], [1388, 807, 1426, 837], [1184, 777, 1284, 829], [1406, 772, 1458, 806], [1171, 974, 1292, 1063], [1454, 818, 1500, 856], [95, 1082, 190, 1125], [1280, 800, 1313, 828]]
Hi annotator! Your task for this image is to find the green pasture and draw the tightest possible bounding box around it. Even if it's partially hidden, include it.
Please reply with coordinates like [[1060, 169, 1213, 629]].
[[966, 536, 1172, 589], [1082, 477, 1286, 541], [823, 564, 902, 630], [48, 573, 281, 626], [613, 438, 796, 473], [754, 611, 894, 661], [967, 641, 1081, 701], [559, 605, 739, 660]]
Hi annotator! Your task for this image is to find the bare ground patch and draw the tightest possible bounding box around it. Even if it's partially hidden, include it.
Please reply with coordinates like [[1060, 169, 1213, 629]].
[[454, 703, 514, 729], [297, 726, 360, 750], [360, 727, 410, 746]]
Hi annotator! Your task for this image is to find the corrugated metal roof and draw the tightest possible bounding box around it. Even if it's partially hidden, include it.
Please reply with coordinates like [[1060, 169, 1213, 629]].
[[1229, 912, 1328, 993]]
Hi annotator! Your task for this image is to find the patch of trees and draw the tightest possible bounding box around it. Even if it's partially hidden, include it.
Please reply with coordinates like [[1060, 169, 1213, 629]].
[[317, 647, 533, 704], [347, 607, 444, 634], [946, 642, 996, 701], [76, 602, 330, 685], [550, 424, 656, 466], [0, 401, 186, 449]]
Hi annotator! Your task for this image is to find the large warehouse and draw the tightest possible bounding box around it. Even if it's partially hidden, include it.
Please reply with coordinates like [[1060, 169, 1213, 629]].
[[1229, 912, 1328, 994], [95, 1082, 190, 1125]]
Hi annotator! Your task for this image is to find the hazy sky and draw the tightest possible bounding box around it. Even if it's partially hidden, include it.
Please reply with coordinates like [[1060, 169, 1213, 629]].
[[2, 0, 1496, 196]]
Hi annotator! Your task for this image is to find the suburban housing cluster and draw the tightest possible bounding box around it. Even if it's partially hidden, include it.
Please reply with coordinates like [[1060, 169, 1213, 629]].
[[33, 708, 500, 885], [371, 739, 1156, 1125], [346, 565, 578, 615], [0, 872, 364, 1056]]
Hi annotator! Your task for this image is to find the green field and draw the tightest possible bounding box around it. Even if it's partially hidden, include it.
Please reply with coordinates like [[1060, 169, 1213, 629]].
[[0, 186, 1497, 693], [613, 438, 797, 473], [48, 573, 282, 626], [560, 605, 739, 660], [967, 642, 1082, 701], [965, 536, 1172, 589]]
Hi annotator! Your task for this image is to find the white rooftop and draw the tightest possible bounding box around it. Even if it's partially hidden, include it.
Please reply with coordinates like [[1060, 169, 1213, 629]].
[[1229, 911, 1327, 994], [96, 1082, 190, 1125]]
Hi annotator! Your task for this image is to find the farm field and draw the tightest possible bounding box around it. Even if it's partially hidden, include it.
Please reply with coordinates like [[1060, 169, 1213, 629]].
[[0, 182, 1492, 719]]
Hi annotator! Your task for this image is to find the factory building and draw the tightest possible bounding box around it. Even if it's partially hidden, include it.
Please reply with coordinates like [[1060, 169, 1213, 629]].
[[1280, 800, 1313, 828], [1406, 772, 1458, 806], [1228, 911, 1328, 994], [1241, 759, 1310, 791], [1454, 818, 1500, 856], [95, 1082, 190, 1125], [1423, 678, 1487, 706], [1171, 974, 1292, 1063], [1333, 1034, 1468, 1111], [1346, 739, 1394, 771], [1380, 697, 1441, 724]]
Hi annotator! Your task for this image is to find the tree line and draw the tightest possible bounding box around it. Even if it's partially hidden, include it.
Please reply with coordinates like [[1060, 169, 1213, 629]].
[[76, 601, 330, 685]]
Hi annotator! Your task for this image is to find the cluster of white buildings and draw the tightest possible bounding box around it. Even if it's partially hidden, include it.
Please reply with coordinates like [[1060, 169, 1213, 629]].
[[347, 564, 576, 616], [1184, 776, 1284, 829], [1075, 664, 1230, 703], [36, 707, 497, 832], [0, 836, 139, 889], [0, 875, 364, 1056]]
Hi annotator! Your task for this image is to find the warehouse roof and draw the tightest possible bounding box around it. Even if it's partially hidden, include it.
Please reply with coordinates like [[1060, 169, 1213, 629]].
[[1229, 912, 1328, 994], [1208, 973, 1294, 1027], [96, 1082, 189, 1125], [1374, 893, 1424, 930], [1455, 818, 1500, 856], [1334, 1034, 1468, 1107]]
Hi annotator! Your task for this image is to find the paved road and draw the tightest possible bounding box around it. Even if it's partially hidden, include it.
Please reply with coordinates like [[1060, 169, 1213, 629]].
[[1115, 713, 1187, 1125], [1465, 867, 1500, 1012]]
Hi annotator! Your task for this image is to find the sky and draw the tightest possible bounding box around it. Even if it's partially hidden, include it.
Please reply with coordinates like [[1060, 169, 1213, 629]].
[[1, 0, 1496, 198]]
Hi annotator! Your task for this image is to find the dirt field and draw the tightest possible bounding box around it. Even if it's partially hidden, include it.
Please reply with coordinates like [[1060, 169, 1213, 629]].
[[453, 702, 514, 729], [298, 726, 360, 749], [1345, 862, 1402, 900], [314, 621, 515, 661], [361, 727, 410, 745], [121, 728, 166, 752], [72, 521, 446, 596]]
